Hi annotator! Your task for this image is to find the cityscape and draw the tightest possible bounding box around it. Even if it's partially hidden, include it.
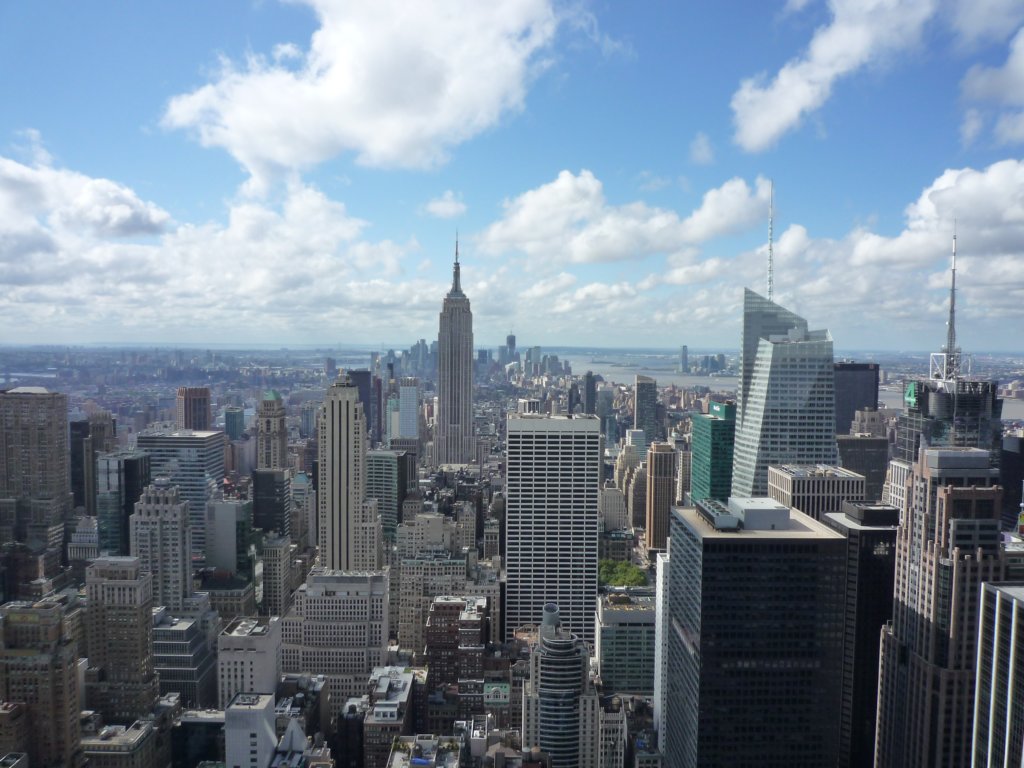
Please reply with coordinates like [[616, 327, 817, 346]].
[[4, 2, 1024, 768]]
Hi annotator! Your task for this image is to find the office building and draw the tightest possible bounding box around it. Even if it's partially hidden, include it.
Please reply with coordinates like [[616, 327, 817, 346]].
[[225, 693, 278, 768], [136, 428, 225, 557], [665, 499, 845, 766], [679, 345, 689, 374], [732, 289, 838, 497], [0, 599, 82, 768], [398, 378, 420, 441], [84, 557, 159, 725], [217, 617, 282, 708], [634, 376, 658, 447], [225, 406, 245, 440], [823, 502, 898, 768], [972, 582, 1024, 767], [67, 515, 99, 576], [205, 498, 254, 577], [836, 434, 889, 502], [175, 387, 212, 431], [436, 248, 475, 466], [834, 362, 879, 435], [71, 411, 116, 516], [96, 450, 151, 556], [152, 607, 217, 708], [366, 449, 410, 541], [130, 478, 192, 612], [644, 443, 675, 551], [595, 589, 656, 695], [257, 391, 288, 471], [689, 400, 735, 504], [0, 387, 71, 547], [252, 468, 291, 538], [851, 407, 888, 438], [583, 371, 597, 415], [318, 374, 381, 571], [261, 533, 293, 618], [875, 448, 1003, 767], [653, 551, 669, 738], [280, 568, 390, 709], [80, 719, 156, 768], [767, 464, 865, 520], [599, 482, 628, 532], [506, 414, 600, 642], [397, 550, 467, 658], [522, 603, 602, 768], [675, 447, 691, 505]]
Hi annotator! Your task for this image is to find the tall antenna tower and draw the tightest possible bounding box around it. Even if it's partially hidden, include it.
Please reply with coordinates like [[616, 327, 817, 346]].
[[767, 180, 774, 301], [945, 225, 958, 377]]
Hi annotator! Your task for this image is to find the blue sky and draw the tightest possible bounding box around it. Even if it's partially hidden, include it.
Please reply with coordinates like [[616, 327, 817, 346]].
[[1, 0, 1023, 351]]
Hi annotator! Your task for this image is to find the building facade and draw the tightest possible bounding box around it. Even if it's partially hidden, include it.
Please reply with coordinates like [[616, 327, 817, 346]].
[[256, 390, 288, 471], [688, 400, 736, 503], [175, 387, 211, 431], [436, 250, 474, 466], [644, 443, 675, 551], [129, 478, 192, 612]]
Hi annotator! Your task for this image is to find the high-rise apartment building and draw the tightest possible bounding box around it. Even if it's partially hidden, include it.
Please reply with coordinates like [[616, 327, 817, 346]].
[[634, 376, 658, 447], [130, 478, 193, 612], [96, 449, 151, 556], [822, 502, 898, 768], [875, 447, 1004, 767], [0, 599, 83, 768], [136, 428, 225, 557], [732, 289, 838, 497], [522, 604, 602, 768], [256, 390, 288, 470], [767, 464, 866, 520], [665, 499, 845, 766], [644, 443, 675, 551], [0, 387, 71, 547], [506, 414, 600, 642], [84, 556, 159, 724], [175, 386, 212, 431], [689, 400, 735, 503], [436, 249, 475, 465], [280, 568, 390, 709], [834, 362, 879, 435]]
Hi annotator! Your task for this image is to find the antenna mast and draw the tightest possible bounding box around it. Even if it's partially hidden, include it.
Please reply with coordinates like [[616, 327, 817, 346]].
[[767, 180, 774, 301], [946, 225, 959, 378]]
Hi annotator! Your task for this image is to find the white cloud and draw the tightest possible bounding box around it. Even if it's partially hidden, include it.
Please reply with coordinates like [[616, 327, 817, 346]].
[[994, 111, 1024, 143], [424, 190, 467, 219], [960, 108, 983, 146], [689, 132, 714, 164], [520, 271, 577, 300], [163, 0, 560, 192], [962, 27, 1024, 106], [478, 170, 769, 265], [731, 0, 936, 152], [948, 0, 1024, 47]]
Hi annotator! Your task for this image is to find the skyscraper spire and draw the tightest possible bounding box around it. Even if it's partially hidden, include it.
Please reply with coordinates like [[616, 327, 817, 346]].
[[945, 225, 959, 378], [451, 236, 462, 295], [767, 180, 774, 301]]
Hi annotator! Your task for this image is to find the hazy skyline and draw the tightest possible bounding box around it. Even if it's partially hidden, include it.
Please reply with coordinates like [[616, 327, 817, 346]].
[[2, 1, 1024, 350]]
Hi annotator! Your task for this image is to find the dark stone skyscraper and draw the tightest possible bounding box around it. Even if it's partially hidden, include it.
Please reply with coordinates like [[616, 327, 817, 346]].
[[634, 375, 658, 446], [833, 361, 879, 435], [436, 246, 474, 465]]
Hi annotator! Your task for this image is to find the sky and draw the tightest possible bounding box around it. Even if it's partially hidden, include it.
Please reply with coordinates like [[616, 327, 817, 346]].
[[1, 0, 1024, 352]]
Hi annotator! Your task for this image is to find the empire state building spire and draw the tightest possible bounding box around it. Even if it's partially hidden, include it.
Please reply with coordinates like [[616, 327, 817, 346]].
[[436, 240, 475, 465]]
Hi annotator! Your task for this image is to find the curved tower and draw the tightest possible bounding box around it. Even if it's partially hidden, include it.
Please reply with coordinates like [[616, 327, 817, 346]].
[[436, 243, 474, 465]]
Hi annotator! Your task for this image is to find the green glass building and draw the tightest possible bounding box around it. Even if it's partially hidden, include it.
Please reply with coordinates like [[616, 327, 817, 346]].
[[689, 400, 736, 503]]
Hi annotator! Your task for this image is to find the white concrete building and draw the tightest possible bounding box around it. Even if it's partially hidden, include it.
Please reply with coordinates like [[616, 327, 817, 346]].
[[218, 617, 282, 709], [129, 478, 192, 612]]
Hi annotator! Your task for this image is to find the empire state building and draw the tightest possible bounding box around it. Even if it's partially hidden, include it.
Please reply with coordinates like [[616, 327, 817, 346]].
[[436, 245, 475, 465]]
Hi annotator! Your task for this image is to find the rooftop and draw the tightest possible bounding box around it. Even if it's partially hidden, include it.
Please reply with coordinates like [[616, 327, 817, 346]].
[[770, 464, 863, 480], [387, 735, 461, 768], [222, 616, 276, 638], [678, 504, 844, 541]]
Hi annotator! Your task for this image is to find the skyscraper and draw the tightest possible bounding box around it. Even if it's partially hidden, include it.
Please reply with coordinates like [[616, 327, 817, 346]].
[[665, 499, 845, 766], [874, 448, 1003, 767], [644, 443, 675, 551], [731, 289, 838, 497], [972, 582, 1024, 767], [506, 413, 600, 642], [634, 375, 658, 447], [583, 371, 597, 415], [679, 345, 688, 374], [833, 362, 879, 435], [522, 603, 602, 768], [318, 374, 381, 571], [436, 246, 474, 465], [689, 400, 736, 503], [130, 478, 193, 612], [252, 468, 291, 538], [136, 428, 225, 557], [0, 387, 71, 547], [175, 386, 212, 431], [398, 377, 420, 440], [84, 556, 159, 724], [96, 449, 151, 556], [257, 390, 288, 470]]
